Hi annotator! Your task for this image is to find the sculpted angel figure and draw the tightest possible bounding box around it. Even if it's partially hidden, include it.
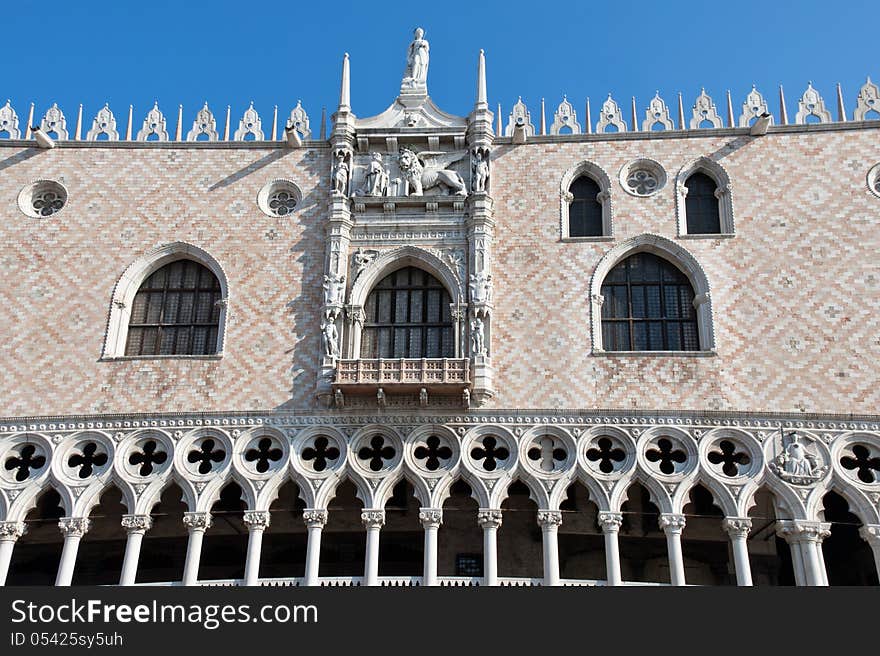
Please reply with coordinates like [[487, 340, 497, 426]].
[[403, 27, 429, 87]]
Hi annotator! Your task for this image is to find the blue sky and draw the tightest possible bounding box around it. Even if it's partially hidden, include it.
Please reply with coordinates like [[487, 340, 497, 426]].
[[3, 1, 876, 133]]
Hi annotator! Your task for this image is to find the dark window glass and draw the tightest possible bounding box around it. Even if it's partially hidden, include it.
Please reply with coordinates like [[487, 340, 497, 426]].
[[685, 172, 721, 234], [568, 176, 603, 237], [125, 259, 222, 356], [361, 267, 453, 359], [600, 253, 699, 351]]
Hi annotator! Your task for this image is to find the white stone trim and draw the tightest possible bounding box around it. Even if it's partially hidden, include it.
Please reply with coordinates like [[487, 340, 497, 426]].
[[675, 157, 735, 236], [101, 242, 229, 359], [559, 160, 613, 239]]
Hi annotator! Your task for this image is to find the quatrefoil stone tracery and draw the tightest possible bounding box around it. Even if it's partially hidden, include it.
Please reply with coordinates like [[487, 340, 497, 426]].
[[186, 438, 226, 475], [707, 440, 751, 477], [244, 437, 283, 474], [4, 444, 47, 482], [301, 436, 341, 472], [358, 435, 396, 472], [840, 444, 880, 484], [526, 436, 567, 473], [67, 442, 109, 479], [626, 169, 658, 195], [413, 435, 453, 471], [128, 439, 168, 477], [645, 437, 688, 475], [586, 437, 626, 474], [470, 436, 510, 472]]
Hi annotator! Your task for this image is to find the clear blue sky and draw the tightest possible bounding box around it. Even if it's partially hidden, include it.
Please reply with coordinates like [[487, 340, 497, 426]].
[[3, 1, 876, 132]]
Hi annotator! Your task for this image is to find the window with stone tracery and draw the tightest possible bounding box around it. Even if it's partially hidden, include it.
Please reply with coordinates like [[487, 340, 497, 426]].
[[568, 176, 603, 237], [125, 259, 222, 356], [360, 267, 454, 359], [600, 253, 699, 351]]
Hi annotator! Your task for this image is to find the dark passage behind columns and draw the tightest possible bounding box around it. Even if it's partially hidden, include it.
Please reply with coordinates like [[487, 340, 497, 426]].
[[558, 482, 605, 581], [6, 489, 64, 585], [199, 482, 247, 582], [679, 484, 732, 586], [438, 479, 481, 578], [261, 480, 307, 579], [618, 483, 668, 583], [746, 487, 793, 585], [497, 480, 542, 579], [72, 486, 127, 585], [136, 483, 188, 583], [821, 491, 878, 586], [320, 480, 364, 577], [378, 480, 422, 577]]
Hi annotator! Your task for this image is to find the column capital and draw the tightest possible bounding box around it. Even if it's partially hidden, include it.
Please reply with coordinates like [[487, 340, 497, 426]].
[[722, 517, 752, 539], [303, 509, 328, 528], [597, 511, 623, 533], [361, 509, 386, 529], [659, 513, 686, 535], [859, 524, 880, 547], [0, 520, 27, 541], [776, 519, 831, 543], [58, 517, 91, 538], [477, 508, 503, 529], [419, 508, 443, 529], [182, 511, 212, 532], [243, 511, 271, 530], [121, 514, 153, 534], [537, 510, 563, 529]]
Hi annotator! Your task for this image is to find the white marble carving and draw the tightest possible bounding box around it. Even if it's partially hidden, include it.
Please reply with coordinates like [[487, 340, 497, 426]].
[[233, 102, 264, 141], [287, 100, 311, 139], [322, 321, 339, 358], [794, 83, 832, 124], [853, 77, 880, 122], [39, 103, 68, 139], [769, 431, 829, 485], [690, 89, 723, 129], [85, 103, 119, 141], [738, 86, 773, 128], [323, 274, 346, 306], [136, 102, 170, 141], [549, 95, 581, 135], [397, 148, 467, 196], [352, 248, 379, 279], [402, 27, 430, 90], [471, 317, 486, 356], [596, 95, 627, 133], [332, 150, 351, 196], [471, 147, 490, 192], [469, 272, 493, 304], [642, 92, 674, 131], [505, 98, 535, 137], [0, 100, 22, 138], [354, 153, 390, 197], [186, 102, 219, 141]]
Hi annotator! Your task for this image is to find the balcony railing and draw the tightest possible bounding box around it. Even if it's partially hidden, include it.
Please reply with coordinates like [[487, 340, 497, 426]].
[[131, 576, 673, 587], [333, 358, 470, 388]]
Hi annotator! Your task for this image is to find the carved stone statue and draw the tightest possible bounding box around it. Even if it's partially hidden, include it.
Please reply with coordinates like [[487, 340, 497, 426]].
[[769, 431, 829, 485], [332, 150, 350, 195], [322, 321, 339, 358], [403, 27, 430, 88], [323, 273, 346, 305], [469, 272, 493, 304], [471, 149, 489, 192], [356, 153, 389, 197], [471, 317, 486, 356], [398, 147, 467, 197], [352, 248, 378, 279]]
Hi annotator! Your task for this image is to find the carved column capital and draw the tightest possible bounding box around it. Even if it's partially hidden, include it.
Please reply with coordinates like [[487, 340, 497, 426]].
[[537, 510, 563, 529], [859, 524, 880, 547], [419, 508, 443, 529], [361, 509, 386, 529], [477, 508, 503, 529], [722, 517, 752, 540], [58, 517, 91, 538], [0, 521, 27, 541], [590, 293, 605, 307], [243, 511, 271, 530], [121, 514, 153, 534], [776, 520, 832, 543], [659, 513, 686, 535], [597, 511, 623, 533], [302, 509, 328, 528], [182, 511, 212, 532]]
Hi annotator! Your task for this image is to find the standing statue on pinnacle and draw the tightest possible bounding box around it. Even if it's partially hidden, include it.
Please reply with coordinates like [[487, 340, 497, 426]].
[[403, 27, 430, 88]]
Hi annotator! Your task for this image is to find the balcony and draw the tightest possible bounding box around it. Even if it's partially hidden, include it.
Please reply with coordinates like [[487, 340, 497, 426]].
[[132, 576, 672, 587], [332, 358, 471, 401]]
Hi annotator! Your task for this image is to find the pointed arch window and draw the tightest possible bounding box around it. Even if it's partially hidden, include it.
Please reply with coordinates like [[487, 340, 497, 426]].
[[684, 172, 721, 234], [124, 259, 222, 356], [360, 267, 454, 359], [600, 253, 699, 351], [569, 176, 604, 237], [676, 161, 734, 236]]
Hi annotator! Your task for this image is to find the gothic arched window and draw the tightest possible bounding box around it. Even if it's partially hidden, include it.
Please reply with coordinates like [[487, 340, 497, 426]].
[[600, 253, 699, 351], [569, 176, 603, 237], [684, 172, 721, 234], [360, 267, 454, 359], [124, 259, 222, 356]]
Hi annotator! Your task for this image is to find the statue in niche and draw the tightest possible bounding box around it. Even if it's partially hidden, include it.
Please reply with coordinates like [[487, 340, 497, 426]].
[[323, 273, 346, 306], [355, 153, 389, 197], [332, 150, 350, 195], [469, 272, 493, 304], [398, 147, 467, 196], [322, 321, 339, 358], [402, 27, 430, 88], [769, 431, 829, 485], [471, 317, 486, 356], [471, 149, 489, 192]]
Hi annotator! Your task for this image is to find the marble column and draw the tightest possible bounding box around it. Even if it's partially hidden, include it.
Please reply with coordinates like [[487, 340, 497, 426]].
[[243, 511, 271, 587], [477, 509, 502, 586], [0, 521, 27, 586], [303, 509, 328, 586], [659, 513, 687, 587], [722, 517, 753, 586], [419, 508, 443, 587], [119, 515, 152, 586], [56, 517, 90, 587], [182, 512, 212, 587], [361, 509, 385, 587], [859, 525, 880, 582], [597, 512, 623, 586], [537, 510, 562, 586], [776, 520, 831, 586]]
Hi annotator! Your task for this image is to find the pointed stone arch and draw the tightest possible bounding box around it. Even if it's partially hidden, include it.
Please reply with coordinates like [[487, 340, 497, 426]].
[[589, 234, 716, 353], [559, 160, 613, 240], [675, 156, 734, 236]]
